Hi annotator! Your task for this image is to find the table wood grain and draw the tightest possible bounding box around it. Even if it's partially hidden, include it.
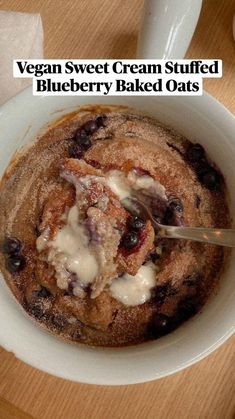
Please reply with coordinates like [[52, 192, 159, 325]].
[[0, 0, 234, 418]]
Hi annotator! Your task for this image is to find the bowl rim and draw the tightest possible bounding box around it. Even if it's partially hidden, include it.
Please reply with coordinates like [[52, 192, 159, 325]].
[[0, 86, 234, 385]]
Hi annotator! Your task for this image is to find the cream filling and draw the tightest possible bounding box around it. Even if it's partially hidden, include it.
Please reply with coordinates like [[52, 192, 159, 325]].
[[109, 262, 157, 306], [105, 169, 166, 201], [37, 205, 98, 291], [106, 170, 131, 200]]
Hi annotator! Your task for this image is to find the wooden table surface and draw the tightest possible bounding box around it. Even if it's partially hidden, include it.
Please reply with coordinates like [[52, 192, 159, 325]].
[[0, 0, 235, 418]]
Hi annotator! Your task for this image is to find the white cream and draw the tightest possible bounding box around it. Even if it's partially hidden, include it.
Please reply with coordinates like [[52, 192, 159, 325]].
[[106, 170, 132, 200], [105, 169, 166, 201], [46, 205, 98, 289], [110, 263, 157, 306], [127, 171, 166, 200]]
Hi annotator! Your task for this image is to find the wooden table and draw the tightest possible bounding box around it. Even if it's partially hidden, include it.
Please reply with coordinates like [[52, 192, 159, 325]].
[[0, 0, 234, 418]]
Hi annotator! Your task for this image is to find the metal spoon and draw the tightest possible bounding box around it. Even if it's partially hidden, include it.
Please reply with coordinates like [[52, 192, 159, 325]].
[[121, 196, 235, 247]]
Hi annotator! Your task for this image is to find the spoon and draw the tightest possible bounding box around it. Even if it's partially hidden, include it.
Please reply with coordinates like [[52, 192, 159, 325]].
[[121, 196, 235, 247]]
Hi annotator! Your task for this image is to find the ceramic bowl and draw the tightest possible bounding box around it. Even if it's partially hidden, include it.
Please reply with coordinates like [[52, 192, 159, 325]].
[[0, 88, 234, 384]]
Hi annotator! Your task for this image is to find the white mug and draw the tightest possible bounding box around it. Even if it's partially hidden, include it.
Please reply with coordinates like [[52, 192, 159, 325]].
[[138, 0, 202, 59]]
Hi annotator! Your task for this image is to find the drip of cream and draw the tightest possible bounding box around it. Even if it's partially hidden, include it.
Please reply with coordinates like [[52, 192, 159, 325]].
[[110, 262, 157, 306], [41, 205, 98, 290]]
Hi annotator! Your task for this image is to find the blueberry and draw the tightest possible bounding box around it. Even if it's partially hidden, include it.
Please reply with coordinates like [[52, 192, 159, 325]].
[[151, 283, 177, 305], [195, 161, 210, 176], [75, 128, 87, 142], [148, 313, 173, 338], [33, 286, 51, 298], [151, 285, 169, 305], [75, 129, 92, 150], [127, 216, 145, 231], [2, 237, 22, 255], [83, 120, 98, 134], [178, 298, 198, 321], [96, 115, 107, 127], [29, 304, 44, 320], [169, 198, 183, 213], [68, 144, 83, 159], [164, 205, 184, 226], [186, 144, 205, 162], [5, 255, 25, 273], [121, 231, 139, 249], [200, 168, 221, 190], [153, 314, 170, 329], [163, 207, 174, 225]]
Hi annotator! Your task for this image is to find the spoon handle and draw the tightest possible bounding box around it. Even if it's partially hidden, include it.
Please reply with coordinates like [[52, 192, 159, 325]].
[[159, 225, 235, 247], [120, 197, 235, 248]]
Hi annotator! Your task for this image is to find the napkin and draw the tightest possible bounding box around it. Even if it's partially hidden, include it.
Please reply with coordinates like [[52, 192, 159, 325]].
[[0, 10, 43, 106]]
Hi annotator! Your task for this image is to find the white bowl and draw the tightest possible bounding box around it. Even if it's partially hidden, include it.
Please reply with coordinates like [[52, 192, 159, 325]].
[[0, 87, 234, 385]]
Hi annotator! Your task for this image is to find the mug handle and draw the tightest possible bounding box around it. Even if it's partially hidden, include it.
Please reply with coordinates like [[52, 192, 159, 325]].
[[137, 0, 202, 59]]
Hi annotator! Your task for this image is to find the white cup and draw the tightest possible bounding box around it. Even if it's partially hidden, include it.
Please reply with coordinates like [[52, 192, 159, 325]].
[[138, 0, 202, 59]]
